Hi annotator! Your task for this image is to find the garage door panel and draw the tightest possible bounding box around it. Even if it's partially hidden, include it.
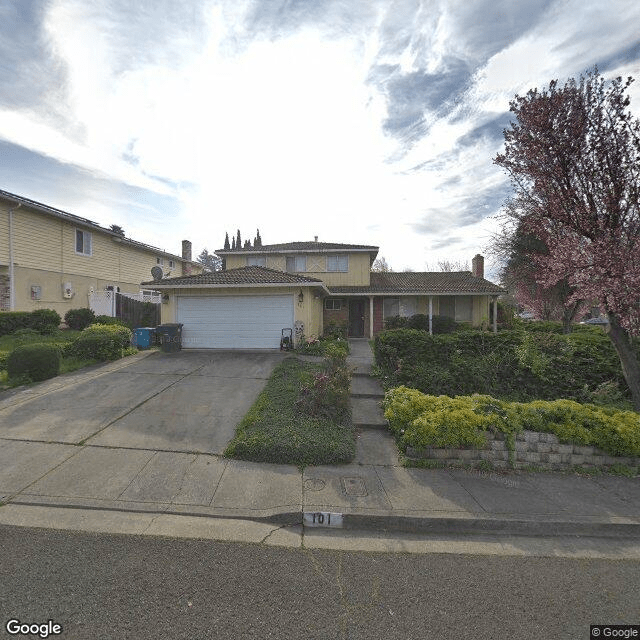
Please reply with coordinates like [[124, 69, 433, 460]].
[[177, 295, 294, 349]]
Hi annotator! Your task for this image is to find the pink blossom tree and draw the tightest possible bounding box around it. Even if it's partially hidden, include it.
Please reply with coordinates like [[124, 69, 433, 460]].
[[495, 69, 640, 409]]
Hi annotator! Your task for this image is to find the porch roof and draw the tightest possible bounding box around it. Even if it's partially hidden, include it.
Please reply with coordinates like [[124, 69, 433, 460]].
[[329, 271, 505, 295]]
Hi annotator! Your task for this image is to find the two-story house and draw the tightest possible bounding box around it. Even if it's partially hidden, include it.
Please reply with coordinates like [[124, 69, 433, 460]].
[[147, 239, 504, 349], [0, 189, 202, 316]]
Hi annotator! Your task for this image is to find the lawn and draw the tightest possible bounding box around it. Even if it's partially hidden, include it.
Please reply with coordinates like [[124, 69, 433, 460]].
[[224, 357, 355, 467], [0, 328, 136, 389]]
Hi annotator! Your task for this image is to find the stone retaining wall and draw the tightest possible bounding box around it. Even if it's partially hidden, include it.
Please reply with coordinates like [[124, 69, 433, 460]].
[[406, 430, 640, 470]]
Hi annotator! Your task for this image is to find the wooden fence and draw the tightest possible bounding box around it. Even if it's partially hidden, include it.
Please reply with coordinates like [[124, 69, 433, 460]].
[[116, 293, 160, 328]]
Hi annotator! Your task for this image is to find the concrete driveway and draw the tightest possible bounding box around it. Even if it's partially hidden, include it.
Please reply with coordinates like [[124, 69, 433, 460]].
[[0, 350, 287, 454]]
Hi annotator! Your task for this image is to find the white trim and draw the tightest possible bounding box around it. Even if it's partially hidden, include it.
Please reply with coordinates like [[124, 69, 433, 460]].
[[219, 247, 377, 256]]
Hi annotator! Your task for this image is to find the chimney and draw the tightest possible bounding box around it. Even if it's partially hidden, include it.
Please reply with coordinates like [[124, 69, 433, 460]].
[[314, 236, 318, 242], [181, 240, 193, 276], [472, 254, 484, 278]]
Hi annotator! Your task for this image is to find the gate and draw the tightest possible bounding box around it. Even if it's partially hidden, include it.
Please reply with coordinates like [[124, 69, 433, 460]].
[[116, 292, 160, 327]]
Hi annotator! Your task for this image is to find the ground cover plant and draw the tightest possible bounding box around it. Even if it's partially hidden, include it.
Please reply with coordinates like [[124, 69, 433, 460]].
[[383, 386, 640, 459], [224, 355, 354, 467], [373, 325, 639, 407], [296, 332, 350, 358]]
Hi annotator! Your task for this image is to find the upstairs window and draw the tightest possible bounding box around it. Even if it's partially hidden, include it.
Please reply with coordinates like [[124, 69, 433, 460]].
[[286, 256, 307, 272], [169, 260, 176, 268], [326, 255, 348, 272], [75, 229, 92, 256], [156, 257, 164, 265], [247, 256, 266, 267]]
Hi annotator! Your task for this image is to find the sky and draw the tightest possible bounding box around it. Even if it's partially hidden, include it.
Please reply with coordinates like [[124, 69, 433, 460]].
[[1, 0, 639, 280]]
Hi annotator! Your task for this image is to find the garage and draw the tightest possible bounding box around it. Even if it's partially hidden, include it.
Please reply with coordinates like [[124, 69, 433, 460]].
[[176, 294, 294, 349]]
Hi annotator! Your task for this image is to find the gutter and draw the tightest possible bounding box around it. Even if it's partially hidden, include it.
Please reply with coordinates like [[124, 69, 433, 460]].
[[7, 202, 21, 311]]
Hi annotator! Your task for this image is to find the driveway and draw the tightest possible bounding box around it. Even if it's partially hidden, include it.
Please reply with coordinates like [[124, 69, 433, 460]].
[[0, 350, 288, 454]]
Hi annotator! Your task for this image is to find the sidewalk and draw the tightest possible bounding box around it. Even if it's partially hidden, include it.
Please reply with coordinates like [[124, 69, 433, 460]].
[[0, 340, 638, 543]]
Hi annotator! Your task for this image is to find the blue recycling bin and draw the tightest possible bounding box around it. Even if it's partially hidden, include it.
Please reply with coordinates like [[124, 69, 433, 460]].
[[132, 327, 155, 350]]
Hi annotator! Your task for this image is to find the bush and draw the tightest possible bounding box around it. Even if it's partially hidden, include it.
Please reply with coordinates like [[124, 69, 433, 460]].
[[94, 315, 131, 328], [373, 327, 638, 403], [384, 315, 409, 330], [67, 323, 133, 361], [323, 322, 347, 340], [29, 309, 61, 333], [0, 309, 61, 336], [64, 308, 96, 330], [383, 386, 640, 458], [7, 343, 61, 382]]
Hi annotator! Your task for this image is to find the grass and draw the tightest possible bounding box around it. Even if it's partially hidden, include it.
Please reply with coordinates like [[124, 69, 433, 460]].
[[224, 357, 355, 467], [0, 329, 138, 390]]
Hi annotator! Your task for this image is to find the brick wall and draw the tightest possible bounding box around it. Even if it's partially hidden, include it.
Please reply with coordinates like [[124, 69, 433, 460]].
[[406, 430, 640, 471], [373, 297, 384, 334], [323, 299, 348, 335]]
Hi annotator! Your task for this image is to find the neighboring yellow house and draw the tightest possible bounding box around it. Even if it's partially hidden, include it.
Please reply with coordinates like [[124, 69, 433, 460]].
[[0, 189, 202, 316], [148, 239, 504, 349]]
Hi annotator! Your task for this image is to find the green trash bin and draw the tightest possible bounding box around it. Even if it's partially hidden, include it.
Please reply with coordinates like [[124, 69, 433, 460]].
[[156, 323, 183, 353]]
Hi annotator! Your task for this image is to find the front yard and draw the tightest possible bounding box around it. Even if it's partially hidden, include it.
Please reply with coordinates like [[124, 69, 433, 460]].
[[224, 356, 355, 467]]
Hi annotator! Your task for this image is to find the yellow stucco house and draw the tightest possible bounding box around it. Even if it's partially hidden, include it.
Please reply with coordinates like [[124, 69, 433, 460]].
[[0, 189, 202, 316], [147, 239, 505, 349]]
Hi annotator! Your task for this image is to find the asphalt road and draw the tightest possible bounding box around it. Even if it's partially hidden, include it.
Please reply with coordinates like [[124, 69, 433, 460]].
[[1, 525, 639, 640]]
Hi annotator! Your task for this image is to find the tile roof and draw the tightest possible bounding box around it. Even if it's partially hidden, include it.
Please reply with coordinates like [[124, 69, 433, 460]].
[[141, 266, 326, 287], [329, 271, 505, 294], [217, 241, 379, 254]]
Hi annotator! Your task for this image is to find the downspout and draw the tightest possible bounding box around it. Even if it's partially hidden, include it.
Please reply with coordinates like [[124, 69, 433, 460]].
[[8, 202, 21, 311]]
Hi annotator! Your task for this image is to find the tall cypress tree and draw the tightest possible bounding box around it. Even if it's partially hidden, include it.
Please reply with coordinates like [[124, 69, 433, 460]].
[[254, 229, 262, 247], [224, 232, 230, 250], [236, 229, 241, 249]]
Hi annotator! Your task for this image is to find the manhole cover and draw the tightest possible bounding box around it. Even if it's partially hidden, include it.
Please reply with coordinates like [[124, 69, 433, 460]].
[[304, 478, 326, 491], [341, 476, 367, 497]]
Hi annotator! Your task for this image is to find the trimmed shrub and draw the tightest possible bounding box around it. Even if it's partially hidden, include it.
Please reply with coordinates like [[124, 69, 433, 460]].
[[384, 315, 409, 330], [64, 308, 96, 330], [94, 315, 131, 327], [7, 343, 61, 382], [383, 386, 640, 457], [373, 327, 637, 402], [67, 323, 133, 361], [29, 309, 61, 333], [0, 309, 61, 336], [323, 322, 348, 340]]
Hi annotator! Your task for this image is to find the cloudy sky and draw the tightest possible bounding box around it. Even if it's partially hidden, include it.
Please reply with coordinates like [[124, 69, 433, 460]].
[[1, 0, 639, 277]]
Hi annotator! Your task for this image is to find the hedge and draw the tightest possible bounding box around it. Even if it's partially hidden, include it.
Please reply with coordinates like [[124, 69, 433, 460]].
[[67, 323, 133, 361], [383, 386, 640, 458], [0, 309, 61, 336], [7, 343, 61, 382], [64, 308, 96, 330], [373, 327, 637, 403]]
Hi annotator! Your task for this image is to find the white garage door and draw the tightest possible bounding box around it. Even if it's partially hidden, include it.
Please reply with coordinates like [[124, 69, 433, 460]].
[[176, 295, 294, 349]]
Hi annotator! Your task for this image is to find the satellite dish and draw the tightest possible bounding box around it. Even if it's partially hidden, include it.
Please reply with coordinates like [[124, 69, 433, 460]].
[[151, 266, 164, 281]]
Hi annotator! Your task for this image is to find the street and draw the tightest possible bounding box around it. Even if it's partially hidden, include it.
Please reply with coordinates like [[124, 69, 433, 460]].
[[1, 524, 638, 640]]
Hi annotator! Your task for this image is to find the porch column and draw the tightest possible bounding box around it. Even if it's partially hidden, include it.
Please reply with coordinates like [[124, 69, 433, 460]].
[[428, 296, 433, 335], [492, 297, 498, 333], [369, 296, 374, 339]]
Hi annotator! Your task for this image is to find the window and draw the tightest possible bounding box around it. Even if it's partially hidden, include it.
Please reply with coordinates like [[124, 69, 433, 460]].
[[383, 298, 399, 319], [169, 260, 175, 268], [75, 229, 92, 255], [400, 297, 417, 317], [325, 299, 342, 310], [455, 296, 473, 322], [327, 255, 348, 272], [156, 257, 164, 265], [247, 256, 266, 267], [286, 256, 307, 272], [439, 296, 473, 322]]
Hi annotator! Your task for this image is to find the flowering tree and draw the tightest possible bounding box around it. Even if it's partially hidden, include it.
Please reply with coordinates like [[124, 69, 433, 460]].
[[494, 69, 640, 409], [493, 221, 584, 331]]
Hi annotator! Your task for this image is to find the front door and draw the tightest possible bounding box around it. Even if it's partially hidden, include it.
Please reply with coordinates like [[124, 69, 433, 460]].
[[348, 300, 365, 337]]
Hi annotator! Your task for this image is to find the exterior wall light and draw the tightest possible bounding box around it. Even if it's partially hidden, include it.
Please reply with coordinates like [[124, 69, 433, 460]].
[[298, 290, 304, 304]]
